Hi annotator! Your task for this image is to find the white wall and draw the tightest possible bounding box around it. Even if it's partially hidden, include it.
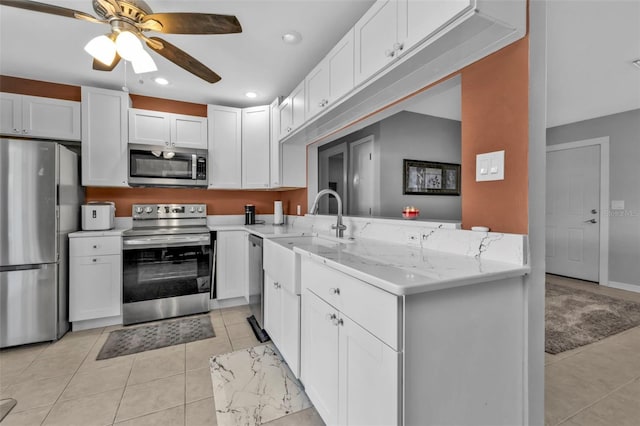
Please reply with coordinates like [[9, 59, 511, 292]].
[[547, 109, 640, 288]]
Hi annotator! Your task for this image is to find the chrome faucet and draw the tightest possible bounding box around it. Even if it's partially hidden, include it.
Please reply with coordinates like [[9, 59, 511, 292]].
[[310, 189, 347, 238]]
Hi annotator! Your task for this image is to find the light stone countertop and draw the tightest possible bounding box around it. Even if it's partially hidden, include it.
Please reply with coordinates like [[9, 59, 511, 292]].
[[268, 235, 529, 296], [68, 228, 127, 238], [208, 223, 313, 239]]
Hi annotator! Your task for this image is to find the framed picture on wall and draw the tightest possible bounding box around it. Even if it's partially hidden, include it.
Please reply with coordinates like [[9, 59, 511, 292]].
[[403, 159, 461, 195]]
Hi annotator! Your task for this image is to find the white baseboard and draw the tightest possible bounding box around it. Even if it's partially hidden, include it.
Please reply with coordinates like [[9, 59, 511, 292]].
[[71, 315, 122, 331], [209, 297, 248, 310], [606, 281, 640, 294]]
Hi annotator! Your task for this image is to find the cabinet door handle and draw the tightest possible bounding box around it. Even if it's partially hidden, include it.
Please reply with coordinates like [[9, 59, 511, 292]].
[[93, 245, 98, 249], [22, 129, 28, 134], [385, 49, 395, 58], [336, 318, 344, 327], [13, 128, 19, 133], [329, 287, 340, 295], [393, 42, 404, 52], [165, 141, 170, 146], [92, 258, 97, 262]]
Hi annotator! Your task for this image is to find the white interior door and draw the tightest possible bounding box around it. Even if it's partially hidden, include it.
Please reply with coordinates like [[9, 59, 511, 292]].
[[349, 137, 374, 216], [546, 144, 601, 281]]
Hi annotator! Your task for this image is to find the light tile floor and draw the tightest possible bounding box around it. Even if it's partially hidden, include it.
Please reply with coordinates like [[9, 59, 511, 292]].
[[12, 276, 638, 426], [0, 305, 324, 426], [545, 274, 640, 426]]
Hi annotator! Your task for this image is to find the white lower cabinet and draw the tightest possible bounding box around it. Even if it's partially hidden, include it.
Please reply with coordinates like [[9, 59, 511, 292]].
[[216, 231, 247, 300], [69, 236, 122, 322], [264, 273, 301, 377], [302, 289, 399, 426]]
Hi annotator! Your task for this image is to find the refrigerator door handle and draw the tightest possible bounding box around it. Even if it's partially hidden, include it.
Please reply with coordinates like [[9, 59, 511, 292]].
[[0, 264, 47, 272]]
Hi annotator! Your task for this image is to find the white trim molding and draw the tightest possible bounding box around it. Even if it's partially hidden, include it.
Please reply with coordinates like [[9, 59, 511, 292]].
[[546, 136, 610, 286], [607, 281, 640, 294]]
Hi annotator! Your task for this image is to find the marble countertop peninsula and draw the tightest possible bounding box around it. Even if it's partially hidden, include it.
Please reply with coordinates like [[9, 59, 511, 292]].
[[269, 233, 530, 296]]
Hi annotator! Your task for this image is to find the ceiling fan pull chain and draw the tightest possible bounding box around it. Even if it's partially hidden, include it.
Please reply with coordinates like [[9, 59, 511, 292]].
[[122, 60, 129, 93]]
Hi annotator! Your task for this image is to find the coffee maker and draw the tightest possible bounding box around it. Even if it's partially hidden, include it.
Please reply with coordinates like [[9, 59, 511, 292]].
[[245, 204, 256, 225]]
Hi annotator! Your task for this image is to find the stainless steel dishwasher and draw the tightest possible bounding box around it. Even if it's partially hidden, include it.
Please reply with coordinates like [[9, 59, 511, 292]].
[[247, 234, 269, 342]]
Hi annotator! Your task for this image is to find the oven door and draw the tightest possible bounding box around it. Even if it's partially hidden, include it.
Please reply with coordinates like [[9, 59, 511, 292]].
[[122, 234, 211, 306]]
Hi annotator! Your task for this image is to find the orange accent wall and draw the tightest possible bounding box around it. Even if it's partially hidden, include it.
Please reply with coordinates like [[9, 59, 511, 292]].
[[86, 187, 294, 217], [0, 75, 80, 101], [280, 188, 308, 216], [129, 94, 207, 117], [460, 38, 529, 233]]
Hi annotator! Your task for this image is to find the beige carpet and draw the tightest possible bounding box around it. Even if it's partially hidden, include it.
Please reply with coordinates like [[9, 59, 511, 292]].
[[545, 282, 640, 354]]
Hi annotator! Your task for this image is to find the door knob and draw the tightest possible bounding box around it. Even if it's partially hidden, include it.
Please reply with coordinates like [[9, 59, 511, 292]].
[[591, 209, 598, 214], [584, 218, 597, 224]]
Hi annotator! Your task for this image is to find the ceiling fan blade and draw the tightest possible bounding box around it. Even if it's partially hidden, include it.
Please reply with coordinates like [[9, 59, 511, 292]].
[[146, 36, 221, 84], [0, 0, 100, 22], [93, 53, 121, 71], [140, 13, 242, 35]]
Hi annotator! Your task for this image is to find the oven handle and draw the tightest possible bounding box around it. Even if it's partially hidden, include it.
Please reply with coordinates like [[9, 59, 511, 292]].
[[123, 235, 210, 250]]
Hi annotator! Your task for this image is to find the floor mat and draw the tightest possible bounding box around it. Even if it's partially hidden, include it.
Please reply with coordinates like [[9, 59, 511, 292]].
[[546, 282, 640, 354], [210, 343, 311, 425], [97, 315, 215, 360]]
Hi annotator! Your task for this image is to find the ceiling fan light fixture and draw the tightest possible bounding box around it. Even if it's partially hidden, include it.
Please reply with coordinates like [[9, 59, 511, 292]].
[[131, 49, 158, 74], [115, 30, 143, 61], [84, 34, 116, 66]]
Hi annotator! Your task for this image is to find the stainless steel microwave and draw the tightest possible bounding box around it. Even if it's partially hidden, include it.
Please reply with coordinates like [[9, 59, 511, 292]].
[[128, 144, 207, 188]]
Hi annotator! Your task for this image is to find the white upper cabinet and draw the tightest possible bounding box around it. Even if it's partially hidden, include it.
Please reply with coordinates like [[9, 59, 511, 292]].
[[81, 86, 130, 187], [128, 108, 207, 149], [128, 109, 171, 146], [269, 98, 281, 188], [242, 105, 270, 189], [401, 0, 473, 51], [1, 92, 80, 141], [208, 105, 242, 189], [354, 0, 399, 85], [171, 113, 208, 149], [305, 29, 355, 119], [278, 81, 305, 140], [355, 0, 472, 85]]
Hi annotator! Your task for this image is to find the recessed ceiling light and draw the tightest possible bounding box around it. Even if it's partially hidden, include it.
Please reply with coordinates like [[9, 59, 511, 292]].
[[282, 31, 302, 45], [154, 77, 169, 85], [245, 91, 257, 98], [633, 59, 640, 70]]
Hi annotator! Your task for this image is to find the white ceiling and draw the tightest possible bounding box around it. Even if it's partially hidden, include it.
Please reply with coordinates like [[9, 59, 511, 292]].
[[1, 1, 638, 126], [0, 0, 375, 107]]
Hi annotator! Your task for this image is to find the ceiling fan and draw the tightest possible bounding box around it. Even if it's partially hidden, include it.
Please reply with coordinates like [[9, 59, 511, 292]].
[[0, 0, 243, 83]]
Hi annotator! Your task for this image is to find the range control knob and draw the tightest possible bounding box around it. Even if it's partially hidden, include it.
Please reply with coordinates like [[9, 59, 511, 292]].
[[145, 206, 154, 214], [135, 207, 143, 214], [190, 206, 196, 213], [197, 206, 204, 213]]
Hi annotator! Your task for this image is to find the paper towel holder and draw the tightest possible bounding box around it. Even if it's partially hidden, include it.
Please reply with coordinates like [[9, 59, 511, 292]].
[[274, 200, 285, 225]]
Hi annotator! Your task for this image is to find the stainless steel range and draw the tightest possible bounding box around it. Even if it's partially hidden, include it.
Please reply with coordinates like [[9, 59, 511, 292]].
[[122, 204, 211, 325]]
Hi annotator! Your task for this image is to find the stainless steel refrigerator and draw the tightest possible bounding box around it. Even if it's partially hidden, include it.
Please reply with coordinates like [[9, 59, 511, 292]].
[[0, 138, 80, 348]]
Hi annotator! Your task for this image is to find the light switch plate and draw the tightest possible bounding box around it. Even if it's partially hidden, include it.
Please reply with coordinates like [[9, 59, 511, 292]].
[[476, 150, 505, 181]]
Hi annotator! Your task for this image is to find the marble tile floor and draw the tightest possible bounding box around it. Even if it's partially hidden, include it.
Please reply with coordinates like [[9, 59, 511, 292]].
[[545, 274, 640, 426], [0, 305, 324, 426]]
